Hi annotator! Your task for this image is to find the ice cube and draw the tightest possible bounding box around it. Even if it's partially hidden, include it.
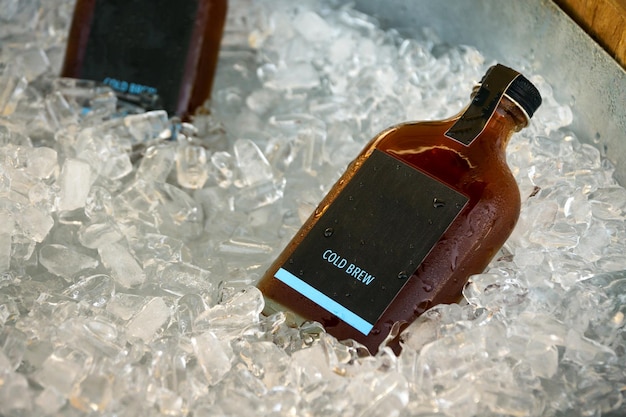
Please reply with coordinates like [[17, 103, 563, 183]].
[[153, 182, 204, 239], [0, 64, 27, 116], [176, 143, 209, 189], [234, 139, 274, 187], [563, 329, 617, 366], [106, 293, 146, 321], [35, 387, 66, 415], [0, 327, 26, 371], [126, 297, 171, 341], [74, 127, 133, 180], [210, 150, 236, 188], [264, 62, 321, 91], [0, 211, 14, 271], [194, 287, 264, 335], [0, 0, 20, 20], [56, 158, 93, 211], [232, 176, 286, 212], [33, 348, 90, 396], [78, 222, 124, 249], [17, 205, 54, 243], [98, 242, 146, 288], [62, 274, 115, 307], [84, 186, 114, 222], [39, 244, 99, 280], [24, 146, 57, 179], [233, 339, 291, 388], [160, 265, 215, 300], [293, 11, 334, 42], [136, 143, 176, 183], [155, 387, 184, 415], [70, 373, 113, 412], [0, 165, 10, 195], [192, 331, 232, 386], [0, 371, 32, 414], [176, 293, 208, 334], [46, 90, 78, 128], [124, 110, 170, 144]]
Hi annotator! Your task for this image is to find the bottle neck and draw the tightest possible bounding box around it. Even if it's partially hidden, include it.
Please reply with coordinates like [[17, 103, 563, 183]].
[[497, 95, 531, 131], [445, 84, 531, 151], [476, 95, 530, 152]]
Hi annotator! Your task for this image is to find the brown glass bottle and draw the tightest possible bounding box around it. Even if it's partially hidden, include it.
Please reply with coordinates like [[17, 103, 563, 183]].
[[257, 64, 542, 354], [61, 0, 227, 119]]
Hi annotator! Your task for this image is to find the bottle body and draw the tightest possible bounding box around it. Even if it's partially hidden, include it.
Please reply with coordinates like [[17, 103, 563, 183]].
[[257, 65, 540, 354], [61, 0, 227, 118]]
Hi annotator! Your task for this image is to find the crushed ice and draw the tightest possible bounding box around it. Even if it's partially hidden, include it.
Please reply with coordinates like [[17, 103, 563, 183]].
[[0, 0, 625, 416]]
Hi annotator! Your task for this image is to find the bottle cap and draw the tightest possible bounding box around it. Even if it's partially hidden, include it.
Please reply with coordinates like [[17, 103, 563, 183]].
[[505, 72, 542, 119], [447, 64, 542, 145], [480, 64, 542, 119]]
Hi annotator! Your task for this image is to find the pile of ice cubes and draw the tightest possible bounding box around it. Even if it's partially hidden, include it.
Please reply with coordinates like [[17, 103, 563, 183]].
[[1, 0, 625, 415]]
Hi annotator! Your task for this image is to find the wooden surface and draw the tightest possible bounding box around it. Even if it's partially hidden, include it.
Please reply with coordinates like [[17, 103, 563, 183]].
[[554, 0, 626, 68]]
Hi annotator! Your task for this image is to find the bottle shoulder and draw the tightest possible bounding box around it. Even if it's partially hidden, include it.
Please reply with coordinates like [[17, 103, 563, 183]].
[[359, 120, 519, 202]]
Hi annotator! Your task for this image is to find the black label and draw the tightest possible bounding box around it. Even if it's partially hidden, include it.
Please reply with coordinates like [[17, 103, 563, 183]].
[[445, 65, 521, 145], [275, 150, 468, 335], [80, 0, 199, 114]]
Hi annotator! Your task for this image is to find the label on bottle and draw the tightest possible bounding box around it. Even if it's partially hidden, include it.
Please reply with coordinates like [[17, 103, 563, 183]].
[[79, 0, 199, 114], [274, 150, 468, 335], [445, 65, 521, 145]]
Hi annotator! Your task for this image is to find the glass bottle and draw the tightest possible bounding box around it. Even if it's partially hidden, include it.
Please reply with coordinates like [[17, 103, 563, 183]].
[[257, 64, 542, 354], [60, 0, 227, 119]]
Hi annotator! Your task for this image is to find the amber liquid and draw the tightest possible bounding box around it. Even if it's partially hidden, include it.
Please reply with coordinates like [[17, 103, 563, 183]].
[[257, 97, 527, 354], [61, 0, 227, 119]]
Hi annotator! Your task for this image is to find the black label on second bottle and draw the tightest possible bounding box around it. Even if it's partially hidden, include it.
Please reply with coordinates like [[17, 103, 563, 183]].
[[274, 150, 468, 335], [80, 0, 200, 114]]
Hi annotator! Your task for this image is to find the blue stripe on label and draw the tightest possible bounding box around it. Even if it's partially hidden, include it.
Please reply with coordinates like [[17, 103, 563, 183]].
[[274, 268, 374, 335]]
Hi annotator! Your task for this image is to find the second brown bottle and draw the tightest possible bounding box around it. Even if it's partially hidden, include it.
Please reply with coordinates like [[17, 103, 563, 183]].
[[61, 0, 227, 119]]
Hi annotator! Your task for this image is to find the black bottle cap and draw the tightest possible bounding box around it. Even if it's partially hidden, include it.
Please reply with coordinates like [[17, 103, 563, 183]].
[[447, 64, 542, 144], [481, 64, 542, 119], [505, 71, 542, 119]]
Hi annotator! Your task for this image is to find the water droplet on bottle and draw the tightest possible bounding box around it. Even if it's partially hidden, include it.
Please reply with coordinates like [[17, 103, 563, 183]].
[[324, 228, 334, 237], [433, 198, 445, 208], [415, 300, 431, 315], [397, 271, 408, 280]]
